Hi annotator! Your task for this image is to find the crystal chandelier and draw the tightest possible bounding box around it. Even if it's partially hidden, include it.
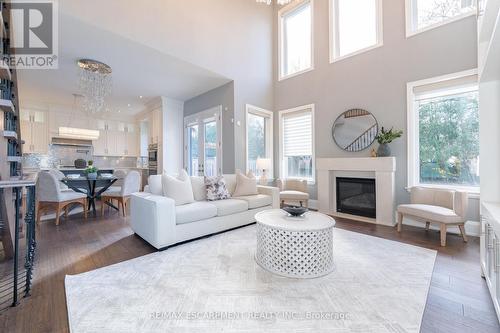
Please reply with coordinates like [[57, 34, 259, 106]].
[[77, 59, 112, 113], [256, 0, 293, 5]]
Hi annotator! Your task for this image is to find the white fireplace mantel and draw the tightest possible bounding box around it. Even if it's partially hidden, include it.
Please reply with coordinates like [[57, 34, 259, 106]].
[[317, 157, 396, 226]]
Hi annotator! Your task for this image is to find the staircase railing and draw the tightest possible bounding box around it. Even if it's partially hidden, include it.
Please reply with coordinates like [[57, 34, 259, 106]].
[[0, 179, 36, 311], [344, 124, 378, 152]]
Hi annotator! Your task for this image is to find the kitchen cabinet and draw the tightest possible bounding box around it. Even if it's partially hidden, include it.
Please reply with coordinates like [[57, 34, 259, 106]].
[[148, 108, 161, 145], [20, 109, 48, 154], [93, 120, 117, 156], [94, 121, 138, 157], [116, 122, 138, 156], [480, 203, 500, 320]]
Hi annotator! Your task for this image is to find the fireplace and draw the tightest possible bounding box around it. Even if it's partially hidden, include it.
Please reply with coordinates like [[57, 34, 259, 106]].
[[336, 177, 376, 218]]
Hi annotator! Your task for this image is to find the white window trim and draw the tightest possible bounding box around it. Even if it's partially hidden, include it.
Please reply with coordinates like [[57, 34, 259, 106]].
[[245, 104, 274, 178], [406, 68, 479, 193], [278, 0, 315, 81], [405, 0, 477, 38], [278, 104, 316, 184], [329, 0, 384, 63]]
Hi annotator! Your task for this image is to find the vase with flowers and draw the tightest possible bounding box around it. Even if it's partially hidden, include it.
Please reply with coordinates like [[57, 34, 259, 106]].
[[84, 160, 98, 179], [375, 127, 403, 157]]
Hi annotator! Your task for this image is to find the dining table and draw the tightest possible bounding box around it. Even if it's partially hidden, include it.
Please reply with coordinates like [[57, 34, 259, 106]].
[[61, 176, 118, 216]]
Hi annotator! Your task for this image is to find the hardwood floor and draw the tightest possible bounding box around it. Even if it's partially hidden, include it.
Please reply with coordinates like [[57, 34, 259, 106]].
[[0, 209, 498, 332]]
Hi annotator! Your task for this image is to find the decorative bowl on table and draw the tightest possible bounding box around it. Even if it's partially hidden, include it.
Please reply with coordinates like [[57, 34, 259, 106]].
[[282, 205, 308, 217]]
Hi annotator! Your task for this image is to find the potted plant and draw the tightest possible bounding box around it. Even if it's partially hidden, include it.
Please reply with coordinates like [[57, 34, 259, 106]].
[[84, 160, 98, 179], [375, 127, 403, 157]]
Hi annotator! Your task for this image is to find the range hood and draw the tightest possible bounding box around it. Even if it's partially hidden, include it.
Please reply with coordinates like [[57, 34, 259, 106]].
[[58, 127, 100, 140], [51, 137, 93, 147]]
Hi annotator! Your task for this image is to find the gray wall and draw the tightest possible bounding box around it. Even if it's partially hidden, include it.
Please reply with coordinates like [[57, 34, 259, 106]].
[[184, 82, 235, 174], [273, 0, 478, 217]]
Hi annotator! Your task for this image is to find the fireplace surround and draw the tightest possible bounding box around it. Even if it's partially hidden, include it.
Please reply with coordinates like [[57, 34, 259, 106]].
[[317, 157, 396, 226]]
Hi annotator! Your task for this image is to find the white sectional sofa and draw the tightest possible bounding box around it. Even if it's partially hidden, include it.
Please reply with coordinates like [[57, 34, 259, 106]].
[[130, 174, 280, 249]]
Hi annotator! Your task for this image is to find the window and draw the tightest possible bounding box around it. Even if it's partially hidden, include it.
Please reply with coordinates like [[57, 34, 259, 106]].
[[406, 0, 476, 36], [407, 70, 479, 191], [330, 0, 383, 62], [279, 0, 313, 80], [279, 104, 315, 182], [246, 105, 273, 177]]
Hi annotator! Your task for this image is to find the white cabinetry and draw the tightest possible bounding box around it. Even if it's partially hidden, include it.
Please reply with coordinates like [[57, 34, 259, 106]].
[[20, 109, 48, 154], [479, 0, 500, 323], [480, 203, 500, 320], [93, 120, 117, 156], [148, 108, 161, 145], [93, 120, 139, 157]]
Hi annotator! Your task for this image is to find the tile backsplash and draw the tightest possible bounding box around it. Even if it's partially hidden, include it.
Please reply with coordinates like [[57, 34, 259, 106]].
[[23, 145, 140, 169]]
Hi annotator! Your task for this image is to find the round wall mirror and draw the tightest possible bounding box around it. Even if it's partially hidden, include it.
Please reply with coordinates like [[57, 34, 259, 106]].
[[332, 109, 378, 152]]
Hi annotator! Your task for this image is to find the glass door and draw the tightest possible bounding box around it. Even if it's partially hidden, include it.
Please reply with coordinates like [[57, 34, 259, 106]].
[[184, 106, 222, 177]]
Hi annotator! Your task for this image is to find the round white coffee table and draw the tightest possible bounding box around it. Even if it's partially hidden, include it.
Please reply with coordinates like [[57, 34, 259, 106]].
[[255, 209, 336, 279]]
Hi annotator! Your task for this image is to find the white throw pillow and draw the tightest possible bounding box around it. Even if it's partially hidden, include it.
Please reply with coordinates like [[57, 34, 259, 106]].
[[233, 171, 258, 197], [147, 175, 163, 195], [190, 176, 207, 201], [162, 170, 195, 206]]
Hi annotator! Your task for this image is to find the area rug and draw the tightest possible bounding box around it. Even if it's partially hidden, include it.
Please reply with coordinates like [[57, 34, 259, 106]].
[[65, 226, 436, 333]]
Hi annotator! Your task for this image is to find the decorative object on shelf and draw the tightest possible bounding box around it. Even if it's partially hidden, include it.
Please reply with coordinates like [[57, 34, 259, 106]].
[[282, 205, 308, 217], [332, 109, 378, 152], [77, 59, 112, 114], [256, 157, 271, 185], [375, 127, 403, 157], [371, 148, 377, 157], [256, 0, 293, 5], [84, 160, 98, 179]]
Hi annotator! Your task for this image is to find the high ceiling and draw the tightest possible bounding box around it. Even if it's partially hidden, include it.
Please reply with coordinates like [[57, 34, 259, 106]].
[[17, 13, 231, 115]]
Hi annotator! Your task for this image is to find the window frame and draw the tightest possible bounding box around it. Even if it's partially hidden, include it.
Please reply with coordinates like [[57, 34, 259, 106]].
[[405, 0, 477, 38], [278, 0, 314, 81], [406, 69, 479, 194], [329, 0, 384, 63], [278, 104, 316, 184], [245, 104, 274, 178]]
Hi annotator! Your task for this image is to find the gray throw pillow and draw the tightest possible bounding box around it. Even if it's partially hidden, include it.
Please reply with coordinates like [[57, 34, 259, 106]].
[[205, 176, 231, 201]]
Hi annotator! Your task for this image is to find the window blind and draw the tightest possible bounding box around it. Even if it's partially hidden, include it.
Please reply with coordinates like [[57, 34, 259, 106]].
[[283, 109, 312, 157]]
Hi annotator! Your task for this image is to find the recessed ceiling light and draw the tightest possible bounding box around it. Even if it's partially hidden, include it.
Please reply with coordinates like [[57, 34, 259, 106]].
[[139, 95, 143, 99], [127, 104, 131, 107], [117, 110, 121, 113]]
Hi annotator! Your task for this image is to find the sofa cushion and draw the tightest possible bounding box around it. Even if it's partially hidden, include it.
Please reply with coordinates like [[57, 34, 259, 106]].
[[175, 201, 217, 225], [162, 170, 195, 206], [397, 204, 463, 224], [233, 171, 258, 197], [280, 190, 309, 200], [148, 175, 163, 196], [210, 199, 248, 216], [190, 176, 207, 201], [234, 194, 272, 209]]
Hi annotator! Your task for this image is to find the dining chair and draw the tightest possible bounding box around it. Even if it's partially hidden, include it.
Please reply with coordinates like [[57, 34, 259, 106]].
[[36, 171, 88, 225], [101, 170, 140, 217]]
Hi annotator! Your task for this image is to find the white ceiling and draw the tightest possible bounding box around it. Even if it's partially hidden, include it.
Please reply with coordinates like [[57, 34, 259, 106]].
[[17, 14, 231, 115]]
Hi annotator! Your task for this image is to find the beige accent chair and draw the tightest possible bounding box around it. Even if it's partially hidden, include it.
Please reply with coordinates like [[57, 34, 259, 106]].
[[36, 171, 88, 225], [101, 170, 141, 217], [397, 187, 468, 246], [277, 178, 309, 208]]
